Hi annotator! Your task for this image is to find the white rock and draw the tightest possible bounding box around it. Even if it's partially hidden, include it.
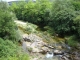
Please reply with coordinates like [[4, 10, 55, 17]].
[[54, 50, 60, 53]]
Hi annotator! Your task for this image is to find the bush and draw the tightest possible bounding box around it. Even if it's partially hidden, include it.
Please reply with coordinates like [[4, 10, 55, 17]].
[[71, 0, 80, 11], [0, 38, 17, 57], [25, 22, 38, 34], [49, 0, 76, 36], [74, 15, 80, 38], [0, 10, 18, 40], [0, 1, 8, 10], [0, 38, 30, 60], [10, 0, 52, 28], [0, 1, 20, 41], [67, 35, 78, 47]]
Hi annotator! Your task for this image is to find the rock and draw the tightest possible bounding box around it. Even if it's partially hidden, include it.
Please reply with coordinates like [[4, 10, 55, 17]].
[[30, 42, 40, 53], [18, 40, 22, 46], [33, 58, 38, 60], [22, 34, 28, 38], [71, 52, 80, 60], [22, 33, 73, 60], [22, 34, 32, 42], [53, 50, 64, 55], [40, 47, 50, 54], [40, 50, 48, 54], [63, 53, 70, 58], [32, 48, 40, 53], [23, 37, 31, 42], [25, 42, 31, 47], [62, 56, 69, 60], [22, 33, 50, 53], [54, 50, 59, 53], [74, 56, 80, 60], [48, 46, 54, 49], [22, 33, 43, 42], [57, 46, 62, 50], [44, 44, 54, 49], [29, 41, 49, 53], [27, 33, 43, 42], [53, 56, 59, 60]]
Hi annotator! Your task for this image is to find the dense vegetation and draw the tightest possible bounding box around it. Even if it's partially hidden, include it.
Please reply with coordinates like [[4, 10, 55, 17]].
[[0, 0, 80, 59], [0, 1, 29, 60], [10, 0, 52, 28], [0, 38, 30, 60], [10, 0, 80, 38], [0, 1, 18, 41]]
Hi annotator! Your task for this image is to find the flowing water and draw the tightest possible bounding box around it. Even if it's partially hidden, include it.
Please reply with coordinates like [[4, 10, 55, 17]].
[[45, 52, 59, 60]]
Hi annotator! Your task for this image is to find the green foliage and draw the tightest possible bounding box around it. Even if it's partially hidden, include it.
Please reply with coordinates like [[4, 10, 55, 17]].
[[10, 0, 52, 28], [44, 26, 55, 35], [0, 10, 17, 40], [50, 0, 76, 36], [71, 0, 80, 11], [0, 38, 30, 60], [0, 2, 21, 41], [0, 38, 17, 57], [16, 20, 38, 34], [67, 35, 78, 47], [9, 0, 80, 37], [74, 15, 80, 37], [10, 1, 26, 20], [25, 22, 38, 34], [0, 1, 8, 10], [0, 2, 30, 60]]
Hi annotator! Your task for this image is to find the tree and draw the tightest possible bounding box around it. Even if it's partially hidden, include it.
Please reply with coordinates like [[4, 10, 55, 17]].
[[10, 0, 52, 28], [0, 1, 19, 40], [50, 0, 76, 36]]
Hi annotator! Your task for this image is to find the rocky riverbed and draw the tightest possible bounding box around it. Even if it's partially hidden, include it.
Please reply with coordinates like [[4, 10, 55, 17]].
[[21, 33, 80, 60], [15, 20, 80, 60]]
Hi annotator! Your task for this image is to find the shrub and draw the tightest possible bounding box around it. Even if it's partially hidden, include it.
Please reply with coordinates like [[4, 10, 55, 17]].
[[25, 22, 38, 34], [0, 10, 17, 40], [10, 0, 52, 28], [0, 1, 20, 41], [0, 1, 8, 10], [0, 38, 30, 60], [0, 38, 17, 57], [50, 0, 76, 36], [71, 0, 80, 11], [67, 35, 78, 47], [74, 15, 80, 38]]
